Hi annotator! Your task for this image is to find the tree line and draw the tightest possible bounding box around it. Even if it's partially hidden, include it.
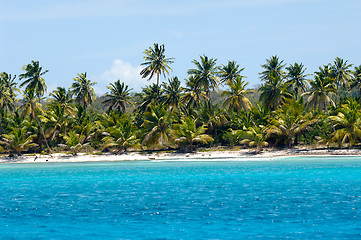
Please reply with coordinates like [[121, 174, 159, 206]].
[[1, 43, 361, 155]]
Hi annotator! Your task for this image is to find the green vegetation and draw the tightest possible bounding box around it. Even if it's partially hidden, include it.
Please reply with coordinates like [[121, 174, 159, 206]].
[[1, 45, 361, 155]]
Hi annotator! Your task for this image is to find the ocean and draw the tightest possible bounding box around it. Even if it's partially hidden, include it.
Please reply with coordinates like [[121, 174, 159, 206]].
[[1, 156, 361, 239]]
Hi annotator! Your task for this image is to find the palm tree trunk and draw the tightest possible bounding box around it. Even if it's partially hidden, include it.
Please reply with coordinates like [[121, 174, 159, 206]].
[[325, 108, 336, 132], [32, 104, 53, 154], [156, 74, 160, 99]]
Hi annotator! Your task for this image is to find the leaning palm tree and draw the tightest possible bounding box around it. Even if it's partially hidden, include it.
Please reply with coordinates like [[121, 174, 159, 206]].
[[259, 55, 286, 81], [19, 88, 52, 153], [218, 60, 245, 84], [285, 62, 309, 99], [222, 77, 253, 113], [19, 60, 48, 99], [187, 55, 220, 102], [140, 43, 174, 97], [70, 72, 97, 112], [102, 80, 133, 114]]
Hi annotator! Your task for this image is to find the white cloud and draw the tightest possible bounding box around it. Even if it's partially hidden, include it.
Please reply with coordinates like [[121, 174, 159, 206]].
[[94, 59, 153, 95]]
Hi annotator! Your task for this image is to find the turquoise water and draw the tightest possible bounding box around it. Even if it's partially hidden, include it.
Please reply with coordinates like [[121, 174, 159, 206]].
[[1, 157, 361, 239]]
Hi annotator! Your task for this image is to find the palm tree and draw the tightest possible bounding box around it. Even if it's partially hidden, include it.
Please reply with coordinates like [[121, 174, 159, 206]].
[[259, 55, 286, 81], [240, 126, 269, 152], [218, 61, 245, 84], [174, 116, 213, 151], [162, 77, 183, 111], [181, 76, 208, 108], [187, 55, 220, 102], [49, 87, 73, 109], [59, 131, 89, 155], [222, 77, 253, 113], [141, 104, 173, 149], [71, 72, 97, 112], [265, 99, 318, 147], [1, 127, 38, 155], [0, 73, 17, 137], [140, 43, 174, 97], [43, 103, 73, 143], [332, 57, 353, 89], [102, 80, 133, 114], [19, 88, 53, 153], [258, 72, 292, 110], [102, 114, 139, 152], [328, 99, 361, 148], [136, 84, 164, 113], [350, 65, 361, 96], [0, 72, 18, 102], [19, 60, 48, 99], [286, 62, 309, 99], [302, 73, 336, 112]]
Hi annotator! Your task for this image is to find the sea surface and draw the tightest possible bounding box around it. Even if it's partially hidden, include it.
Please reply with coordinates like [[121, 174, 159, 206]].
[[1, 156, 361, 239]]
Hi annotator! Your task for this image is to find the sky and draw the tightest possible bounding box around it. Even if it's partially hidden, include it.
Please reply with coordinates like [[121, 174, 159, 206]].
[[0, 0, 360, 95]]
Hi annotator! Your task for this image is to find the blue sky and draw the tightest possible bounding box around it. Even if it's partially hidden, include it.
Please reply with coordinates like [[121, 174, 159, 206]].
[[1, 0, 360, 94]]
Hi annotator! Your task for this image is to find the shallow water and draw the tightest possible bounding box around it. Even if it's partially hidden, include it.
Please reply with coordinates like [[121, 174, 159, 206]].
[[1, 156, 361, 239]]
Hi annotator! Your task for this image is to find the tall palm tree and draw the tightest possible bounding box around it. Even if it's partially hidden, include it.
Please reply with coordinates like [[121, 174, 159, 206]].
[[19, 88, 52, 153], [162, 77, 182, 111], [285, 62, 309, 99], [140, 43, 174, 97], [259, 55, 286, 81], [71, 72, 97, 112], [302, 73, 336, 112], [136, 84, 164, 113], [187, 55, 220, 103], [19, 60, 48, 99], [258, 72, 292, 110], [218, 60, 244, 84], [181, 76, 208, 108], [350, 65, 361, 96], [102, 80, 133, 114], [332, 57, 353, 89], [0, 72, 18, 102], [0, 73, 17, 137], [222, 77, 253, 113]]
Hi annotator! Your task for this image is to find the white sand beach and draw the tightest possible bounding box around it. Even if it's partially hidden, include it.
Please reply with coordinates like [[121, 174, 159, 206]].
[[2, 148, 361, 164]]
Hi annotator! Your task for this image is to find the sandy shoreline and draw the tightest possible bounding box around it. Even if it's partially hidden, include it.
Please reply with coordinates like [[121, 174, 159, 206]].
[[1, 148, 361, 164]]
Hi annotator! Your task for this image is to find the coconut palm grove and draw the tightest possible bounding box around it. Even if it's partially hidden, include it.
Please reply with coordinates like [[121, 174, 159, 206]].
[[1, 43, 361, 155]]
